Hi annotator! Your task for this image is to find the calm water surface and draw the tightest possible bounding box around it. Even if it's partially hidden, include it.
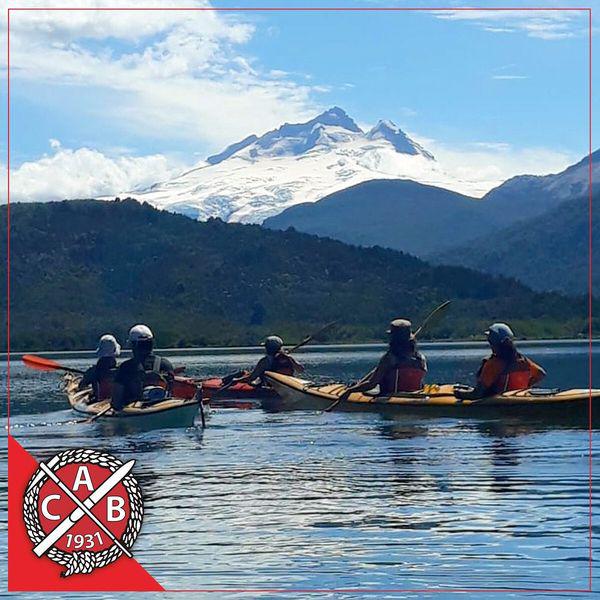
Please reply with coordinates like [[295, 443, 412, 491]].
[[1, 341, 598, 598]]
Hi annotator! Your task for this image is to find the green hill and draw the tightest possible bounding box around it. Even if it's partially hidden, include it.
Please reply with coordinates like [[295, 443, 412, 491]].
[[433, 192, 598, 295], [0, 199, 593, 351]]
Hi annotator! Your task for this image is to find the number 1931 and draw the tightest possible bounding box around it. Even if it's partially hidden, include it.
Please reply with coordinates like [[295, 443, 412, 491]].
[[65, 532, 103, 549]]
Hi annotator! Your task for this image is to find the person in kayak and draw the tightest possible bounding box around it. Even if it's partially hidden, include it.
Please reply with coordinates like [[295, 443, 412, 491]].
[[233, 335, 304, 386], [78, 334, 121, 402], [111, 324, 175, 410], [454, 323, 546, 400], [339, 319, 427, 401]]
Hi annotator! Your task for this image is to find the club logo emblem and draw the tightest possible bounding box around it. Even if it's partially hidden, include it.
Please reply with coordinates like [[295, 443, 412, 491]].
[[23, 449, 143, 577]]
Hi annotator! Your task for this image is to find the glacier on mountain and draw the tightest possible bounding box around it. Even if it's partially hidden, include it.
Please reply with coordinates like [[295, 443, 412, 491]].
[[108, 107, 495, 224]]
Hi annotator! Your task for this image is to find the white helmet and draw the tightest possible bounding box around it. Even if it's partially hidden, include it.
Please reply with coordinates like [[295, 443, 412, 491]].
[[96, 334, 121, 358], [128, 324, 154, 344]]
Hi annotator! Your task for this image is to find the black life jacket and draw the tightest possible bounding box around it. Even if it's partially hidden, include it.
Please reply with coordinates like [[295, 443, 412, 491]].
[[142, 355, 170, 389]]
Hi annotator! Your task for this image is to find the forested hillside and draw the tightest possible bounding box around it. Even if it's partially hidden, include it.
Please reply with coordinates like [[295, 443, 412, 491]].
[[1, 199, 592, 351]]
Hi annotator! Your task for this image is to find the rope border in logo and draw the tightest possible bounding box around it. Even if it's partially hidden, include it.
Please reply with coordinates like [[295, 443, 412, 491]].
[[23, 449, 144, 577]]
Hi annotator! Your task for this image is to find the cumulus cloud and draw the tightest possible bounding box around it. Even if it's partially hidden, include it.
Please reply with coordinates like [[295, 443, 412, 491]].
[[4, 143, 188, 202], [1, 0, 323, 148]]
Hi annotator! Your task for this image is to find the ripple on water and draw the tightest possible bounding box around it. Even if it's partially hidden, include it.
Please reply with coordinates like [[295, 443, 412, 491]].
[[1, 345, 598, 594]]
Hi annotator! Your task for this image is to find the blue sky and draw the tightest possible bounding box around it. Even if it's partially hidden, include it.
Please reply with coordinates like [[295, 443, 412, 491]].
[[0, 0, 596, 201]]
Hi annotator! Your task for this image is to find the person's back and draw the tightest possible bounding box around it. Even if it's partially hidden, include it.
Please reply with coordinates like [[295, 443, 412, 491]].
[[264, 349, 297, 376], [236, 335, 303, 386], [340, 319, 427, 401], [79, 334, 121, 402], [477, 350, 543, 394], [111, 325, 174, 410], [455, 323, 546, 400], [380, 347, 427, 394]]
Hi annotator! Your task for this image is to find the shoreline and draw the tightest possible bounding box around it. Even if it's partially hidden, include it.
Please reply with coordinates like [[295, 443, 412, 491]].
[[3, 337, 598, 361]]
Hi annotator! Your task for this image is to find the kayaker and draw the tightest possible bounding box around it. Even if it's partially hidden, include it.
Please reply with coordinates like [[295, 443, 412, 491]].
[[234, 335, 304, 386], [454, 323, 546, 400], [339, 319, 427, 400], [78, 334, 121, 402], [111, 324, 175, 410]]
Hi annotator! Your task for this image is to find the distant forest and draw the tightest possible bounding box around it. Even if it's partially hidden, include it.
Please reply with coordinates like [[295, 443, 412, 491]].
[[0, 199, 594, 351]]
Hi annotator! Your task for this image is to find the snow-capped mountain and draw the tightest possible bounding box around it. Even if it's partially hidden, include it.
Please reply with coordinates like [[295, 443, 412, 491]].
[[114, 107, 492, 223]]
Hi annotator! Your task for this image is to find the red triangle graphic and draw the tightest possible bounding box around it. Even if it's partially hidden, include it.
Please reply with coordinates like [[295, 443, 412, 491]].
[[8, 435, 164, 591]]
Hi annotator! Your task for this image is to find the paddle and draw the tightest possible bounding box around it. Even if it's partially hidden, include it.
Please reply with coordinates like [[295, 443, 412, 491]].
[[210, 321, 340, 397], [287, 320, 339, 353], [324, 301, 451, 413], [79, 404, 113, 424], [22, 354, 84, 375]]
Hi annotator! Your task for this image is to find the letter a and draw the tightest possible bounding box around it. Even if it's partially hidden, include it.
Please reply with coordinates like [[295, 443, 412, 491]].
[[72, 466, 94, 491]]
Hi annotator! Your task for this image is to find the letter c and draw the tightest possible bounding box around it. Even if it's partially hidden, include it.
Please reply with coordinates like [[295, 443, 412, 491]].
[[41, 494, 61, 520]]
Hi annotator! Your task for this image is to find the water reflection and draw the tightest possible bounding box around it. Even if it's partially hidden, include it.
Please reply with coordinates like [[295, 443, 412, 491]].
[[1, 342, 598, 593]]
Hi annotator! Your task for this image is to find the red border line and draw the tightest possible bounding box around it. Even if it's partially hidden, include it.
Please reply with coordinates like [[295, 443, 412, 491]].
[[6, 7, 10, 429], [6, 5, 594, 594], [588, 6, 594, 594]]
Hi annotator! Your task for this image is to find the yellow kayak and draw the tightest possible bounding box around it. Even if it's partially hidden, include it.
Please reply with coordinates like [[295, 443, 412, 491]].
[[264, 372, 600, 419]]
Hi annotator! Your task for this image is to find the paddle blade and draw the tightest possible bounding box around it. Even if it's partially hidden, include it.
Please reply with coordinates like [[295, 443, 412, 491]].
[[21, 354, 84, 374], [22, 354, 62, 372]]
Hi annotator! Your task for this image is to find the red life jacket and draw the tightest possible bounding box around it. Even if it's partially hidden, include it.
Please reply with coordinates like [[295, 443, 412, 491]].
[[380, 353, 426, 394], [494, 354, 532, 393], [267, 352, 296, 376]]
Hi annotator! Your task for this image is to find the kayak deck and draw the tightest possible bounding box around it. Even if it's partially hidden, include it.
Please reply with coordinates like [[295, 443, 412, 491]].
[[64, 374, 202, 429], [264, 372, 600, 417], [201, 377, 276, 400]]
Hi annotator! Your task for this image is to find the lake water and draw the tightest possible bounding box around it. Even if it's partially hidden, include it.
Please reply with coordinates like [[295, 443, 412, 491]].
[[1, 341, 598, 598]]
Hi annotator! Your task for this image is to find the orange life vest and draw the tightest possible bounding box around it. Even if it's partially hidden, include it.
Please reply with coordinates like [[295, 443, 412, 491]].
[[493, 355, 532, 393]]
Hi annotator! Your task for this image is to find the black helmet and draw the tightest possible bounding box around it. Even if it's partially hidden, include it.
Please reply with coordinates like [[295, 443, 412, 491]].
[[263, 335, 284, 355]]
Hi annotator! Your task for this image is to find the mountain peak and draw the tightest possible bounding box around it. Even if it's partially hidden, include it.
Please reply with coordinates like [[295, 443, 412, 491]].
[[204, 108, 434, 171], [367, 119, 434, 160], [311, 106, 362, 133]]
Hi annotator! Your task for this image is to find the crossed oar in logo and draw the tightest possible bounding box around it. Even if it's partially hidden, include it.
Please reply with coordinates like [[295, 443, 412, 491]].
[[27, 457, 135, 558]]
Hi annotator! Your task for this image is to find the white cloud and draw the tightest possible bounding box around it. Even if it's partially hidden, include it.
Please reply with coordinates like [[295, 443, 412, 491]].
[[408, 133, 578, 186], [432, 9, 586, 41], [1, 0, 323, 149], [492, 75, 528, 80], [4, 144, 188, 202]]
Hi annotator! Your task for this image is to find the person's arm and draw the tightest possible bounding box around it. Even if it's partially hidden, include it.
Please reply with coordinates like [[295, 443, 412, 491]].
[[454, 381, 491, 401], [111, 364, 128, 410], [454, 358, 499, 400], [527, 359, 546, 386], [78, 366, 96, 389], [161, 357, 175, 381], [287, 354, 305, 374], [111, 382, 125, 410], [340, 355, 390, 400], [237, 357, 268, 384]]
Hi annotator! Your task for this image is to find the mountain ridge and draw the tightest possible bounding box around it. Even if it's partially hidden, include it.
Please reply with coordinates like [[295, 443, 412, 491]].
[[265, 150, 600, 267], [1, 198, 591, 351]]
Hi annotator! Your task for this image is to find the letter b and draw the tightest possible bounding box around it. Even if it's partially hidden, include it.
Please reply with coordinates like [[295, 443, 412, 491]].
[[107, 496, 126, 521]]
